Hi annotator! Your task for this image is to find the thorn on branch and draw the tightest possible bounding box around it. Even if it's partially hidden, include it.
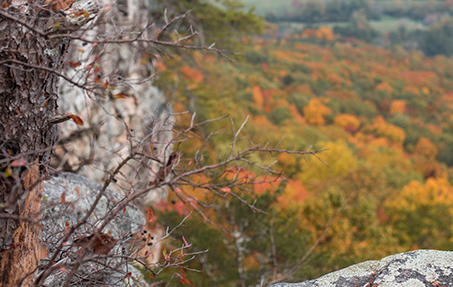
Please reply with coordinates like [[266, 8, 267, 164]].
[[48, 115, 71, 126]]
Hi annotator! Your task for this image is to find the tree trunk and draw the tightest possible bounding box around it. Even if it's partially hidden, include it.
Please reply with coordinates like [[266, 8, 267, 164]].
[[0, 3, 71, 285], [0, 164, 44, 286]]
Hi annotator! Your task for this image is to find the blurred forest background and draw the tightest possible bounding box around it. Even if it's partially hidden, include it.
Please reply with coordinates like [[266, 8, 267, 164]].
[[145, 0, 453, 285]]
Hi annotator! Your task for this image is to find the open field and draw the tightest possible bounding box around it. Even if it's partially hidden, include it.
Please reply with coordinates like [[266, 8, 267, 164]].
[[277, 21, 349, 32], [240, 1, 425, 34], [240, 0, 293, 15], [370, 15, 423, 32], [241, 0, 430, 14]]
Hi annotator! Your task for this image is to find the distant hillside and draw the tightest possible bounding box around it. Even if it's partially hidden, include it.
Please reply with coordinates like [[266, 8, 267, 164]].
[[241, 0, 453, 57], [240, 0, 294, 15], [151, 28, 453, 285]]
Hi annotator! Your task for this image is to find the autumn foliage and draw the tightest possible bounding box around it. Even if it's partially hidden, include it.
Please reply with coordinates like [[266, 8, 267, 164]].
[[152, 29, 453, 285]]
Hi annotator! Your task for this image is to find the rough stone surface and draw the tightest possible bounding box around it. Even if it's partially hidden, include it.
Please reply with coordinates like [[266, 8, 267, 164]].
[[56, 79, 173, 205], [41, 172, 147, 286], [272, 250, 453, 287], [42, 172, 144, 237], [56, 0, 174, 206]]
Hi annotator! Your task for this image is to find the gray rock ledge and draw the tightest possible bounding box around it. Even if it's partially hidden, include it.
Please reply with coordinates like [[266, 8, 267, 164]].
[[272, 250, 453, 287]]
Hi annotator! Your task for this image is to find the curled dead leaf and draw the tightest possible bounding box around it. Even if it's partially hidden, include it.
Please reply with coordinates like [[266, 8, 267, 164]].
[[220, 187, 231, 193], [60, 192, 66, 203], [146, 208, 154, 223], [69, 61, 81, 68], [68, 114, 84, 126], [73, 233, 118, 255], [10, 158, 27, 167]]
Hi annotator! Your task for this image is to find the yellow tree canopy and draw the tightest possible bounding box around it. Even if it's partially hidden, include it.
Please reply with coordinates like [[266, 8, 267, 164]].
[[414, 137, 439, 159], [374, 82, 394, 94], [303, 98, 332, 126], [389, 100, 406, 114], [362, 116, 406, 145], [316, 26, 335, 42], [334, 114, 361, 130], [386, 177, 453, 249]]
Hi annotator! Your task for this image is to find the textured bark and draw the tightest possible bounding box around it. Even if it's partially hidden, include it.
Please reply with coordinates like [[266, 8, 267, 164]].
[[0, 164, 43, 286], [0, 5, 65, 286]]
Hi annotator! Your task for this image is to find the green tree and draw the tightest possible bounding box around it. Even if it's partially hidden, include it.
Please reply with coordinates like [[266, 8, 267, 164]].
[[151, 0, 263, 51], [420, 18, 453, 57], [268, 106, 293, 125], [155, 188, 313, 286]]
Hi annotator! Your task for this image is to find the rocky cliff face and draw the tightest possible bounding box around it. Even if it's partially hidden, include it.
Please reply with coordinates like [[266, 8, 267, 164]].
[[57, 78, 173, 203], [55, 0, 173, 205], [272, 250, 453, 287], [41, 172, 147, 286]]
